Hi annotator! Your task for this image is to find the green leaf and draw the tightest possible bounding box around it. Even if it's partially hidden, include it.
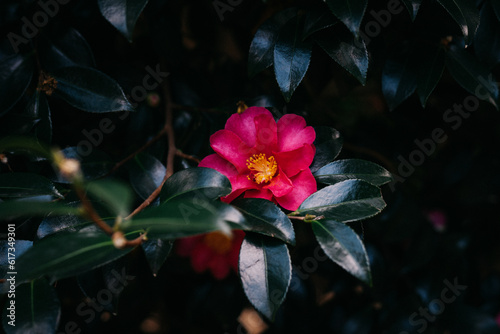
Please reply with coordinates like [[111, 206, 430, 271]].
[[401, 0, 422, 21], [417, 46, 446, 107], [231, 198, 295, 245], [274, 15, 313, 102], [239, 233, 291, 321], [160, 167, 231, 203], [312, 219, 371, 284], [0, 136, 52, 160], [52, 147, 114, 184], [0, 53, 35, 117], [0, 200, 80, 221], [474, 2, 500, 68], [122, 200, 236, 239], [141, 239, 173, 276], [314, 159, 392, 186], [324, 0, 368, 35], [493, 0, 500, 22], [302, 6, 338, 40], [2, 279, 61, 334], [86, 179, 133, 218], [436, 0, 479, 45], [27, 91, 52, 144], [52, 66, 134, 113], [16, 229, 137, 283], [98, 0, 149, 42], [445, 46, 499, 109], [248, 8, 297, 77], [297, 179, 386, 222], [310, 126, 343, 173], [382, 45, 418, 111], [315, 26, 368, 85], [0, 240, 33, 293], [0, 173, 62, 198], [128, 153, 166, 201]]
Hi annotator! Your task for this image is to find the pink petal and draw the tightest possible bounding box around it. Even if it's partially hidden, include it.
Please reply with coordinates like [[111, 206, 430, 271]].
[[263, 167, 293, 198], [277, 114, 316, 152], [225, 107, 271, 147], [275, 169, 317, 211], [190, 243, 213, 273], [175, 235, 203, 257], [222, 175, 258, 203], [274, 144, 315, 178], [208, 255, 231, 280], [244, 188, 273, 201], [253, 113, 278, 155], [199, 154, 238, 177], [210, 130, 256, 173]]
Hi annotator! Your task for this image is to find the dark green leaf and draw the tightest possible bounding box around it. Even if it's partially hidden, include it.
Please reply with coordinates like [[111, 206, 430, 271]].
[[0, 200, 80, 221], [436, 0, 479, 45], [24, 90, 52, 144], [142, 239, 173, 276], [239, 233, 291, 320], [0, 240, 32, 293], [2, 279, 60, 334], [0, 53, 35, 116], [417, 46, 446, 107], [128, 153, 165, 201], [324, 0, 368, 35], [401, 0, 422, 21], [493, 0, 500, 21], [123, 200, 235, 239], [302, 6, 338, 40], [297, 179, 386, 222], [98, 0, 150, 42], [0, 172, 62, 198], [315, 27, 368, 85], [16, 229, 137, 283], [310, 126, 343, 173], [446, 46, 499, 109], [52, 66, 134, 113], [314, 159, 392, 186], [231, 198, 295, 245], [160, 167, 231, 203], [474, 2, 500, 69], [312, 220, 371, 284], [382, 46, 418, 111], [0, 136, 51, 160], [52, 147, 114, 184], [86, 179, 133, 217], [248, 8, 297, 77]]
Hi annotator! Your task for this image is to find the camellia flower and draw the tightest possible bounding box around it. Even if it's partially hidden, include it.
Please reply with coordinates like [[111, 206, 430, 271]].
[[199, 107, 317, 211], [176, 230, 245, 280]]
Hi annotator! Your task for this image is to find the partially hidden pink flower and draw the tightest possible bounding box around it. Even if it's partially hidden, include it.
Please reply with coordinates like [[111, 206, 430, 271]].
[[199, 107, 317, 211]]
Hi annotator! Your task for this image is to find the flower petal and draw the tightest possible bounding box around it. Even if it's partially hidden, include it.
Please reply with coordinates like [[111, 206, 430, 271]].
[[275, 169, 317, 211], [244, 188, 273, 201], [175, 235, 203, 257], [274, 144, 315, 177], [210, 130, 256, 173], [263, 167, 293, 198], [190, 243, 213, 273], [225, 107, 271, 147], [254, 113, 278, 155], [199, 153, 238, 177], [277, 114, 316, 152], [208, 254, 231, 280], [222, 174, 258, 203]]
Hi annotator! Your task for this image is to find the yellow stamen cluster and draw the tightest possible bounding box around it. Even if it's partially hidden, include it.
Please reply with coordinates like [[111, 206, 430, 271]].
[[246, 153, 278, 184]]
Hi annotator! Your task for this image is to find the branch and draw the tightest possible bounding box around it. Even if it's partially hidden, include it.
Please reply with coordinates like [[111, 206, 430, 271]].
[[75, 187, 113, 235], [176, 149, 200, 164]]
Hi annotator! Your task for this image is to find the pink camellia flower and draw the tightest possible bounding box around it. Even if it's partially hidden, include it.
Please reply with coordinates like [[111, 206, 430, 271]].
[[199, 107, 317, 211]]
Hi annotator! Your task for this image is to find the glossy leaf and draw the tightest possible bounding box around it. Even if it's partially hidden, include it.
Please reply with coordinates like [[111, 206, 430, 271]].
[[446, 46, 499, 109], [310, 126, 343, 173], [128, 153, 166, 200], [0, 200, 80, 221], [2, 279, 60, 334], [52, 147, 114, 184], [274, 15, 313, 102], [493, 0, 500, 22], [315, 27, 368, 85], [86, 179, 133, 217], [382, 46, 418, 111], [248, 8, 297, 77], [26, 91, 52, 144], [314, 159, 392, 186], [0, 136, 51, 160], [0, 172, 62, 198], [160, 167, 231, 203], [0, 53, 35, 116], [52, 66, 134, 113], [324, 0, 368, 35], [302, 6, 338, 40], [239, 233, 291, 320], [0, 240, 32, 293], [142, 239, 173, 276], [401, 0, 422, 21], [436, 0, 479, 45], [474, 2, 500, 69], [231, 198, 295, 245], [417, 46, 446, 107], [312, 219, 371, 284], [122, 200, 238, 239], [16, 229, 137, 283], [297, 179, 386, 222], [98, 0, 150, 42]]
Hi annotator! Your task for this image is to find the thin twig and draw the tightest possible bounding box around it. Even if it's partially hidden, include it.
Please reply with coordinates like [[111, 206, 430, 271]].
[[75, 187, 113, 235], [176, 149, 200, 164]]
